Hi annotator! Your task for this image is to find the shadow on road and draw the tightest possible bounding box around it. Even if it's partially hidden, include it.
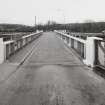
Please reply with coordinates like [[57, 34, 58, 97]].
[[93, 67, 105, 79]]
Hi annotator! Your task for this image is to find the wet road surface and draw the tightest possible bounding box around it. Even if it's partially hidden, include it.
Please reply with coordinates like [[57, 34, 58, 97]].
[[0, 32, 105, 105]]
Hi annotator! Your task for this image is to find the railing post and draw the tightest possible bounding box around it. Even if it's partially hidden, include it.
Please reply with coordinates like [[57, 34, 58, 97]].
[[68, 38, 71, 47], [71, 39, 74, 48], [83, 37, 96, 67], [0, 38, 5, 63], [94, 40, 99, 65]]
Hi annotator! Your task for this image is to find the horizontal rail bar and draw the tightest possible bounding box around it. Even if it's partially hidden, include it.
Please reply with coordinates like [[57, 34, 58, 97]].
[[55, 31, 86, 44], [0, 31, 43, 63]]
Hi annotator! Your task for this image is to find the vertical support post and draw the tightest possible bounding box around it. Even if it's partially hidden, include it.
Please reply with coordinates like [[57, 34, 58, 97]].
[[84, 44, 86, 59], [83, 37, 96, 67], [64, 36, 67, 44], [68, 38, 71, 47], [94, 40, 98, 65], [71, 39, 74, 48], [0, 38, 5, 63]]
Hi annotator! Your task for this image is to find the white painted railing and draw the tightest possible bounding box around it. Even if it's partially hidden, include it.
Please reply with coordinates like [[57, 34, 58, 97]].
[[0, 31, 43, 63], [55, 30, 102, 67], [96, 40, 105, 68]]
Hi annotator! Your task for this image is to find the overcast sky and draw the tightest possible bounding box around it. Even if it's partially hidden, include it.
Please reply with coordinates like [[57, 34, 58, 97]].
[[0, 0, 105, 25]]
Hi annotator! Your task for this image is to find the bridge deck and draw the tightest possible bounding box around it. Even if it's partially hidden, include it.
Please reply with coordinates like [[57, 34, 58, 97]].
[[0, 32, 105, 105]]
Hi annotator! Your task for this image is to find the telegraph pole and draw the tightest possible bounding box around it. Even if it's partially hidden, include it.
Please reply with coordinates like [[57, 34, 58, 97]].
[[35, 16, 36, 31], [35, 16, 36, 26]]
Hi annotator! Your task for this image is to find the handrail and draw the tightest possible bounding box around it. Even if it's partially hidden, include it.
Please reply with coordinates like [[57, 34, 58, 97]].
[[0, 31, 43, 63], [55, 30, 105, 67], [55, 31, 86, 44], [22, 31, 42, 39]]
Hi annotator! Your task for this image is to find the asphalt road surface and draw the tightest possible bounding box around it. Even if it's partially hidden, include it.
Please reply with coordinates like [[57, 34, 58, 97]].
[[0, 32, 105, 105]]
